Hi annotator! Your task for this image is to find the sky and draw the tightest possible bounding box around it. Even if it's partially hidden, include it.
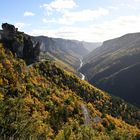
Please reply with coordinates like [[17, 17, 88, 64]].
[[1, 0, 140, 42]]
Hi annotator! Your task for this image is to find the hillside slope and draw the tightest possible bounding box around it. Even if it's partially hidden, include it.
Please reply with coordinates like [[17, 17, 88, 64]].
[[35, 36, 89, 69], [0, 43, 140, 139], [95, 62, 140, 107], [81, 33, 140, 107]]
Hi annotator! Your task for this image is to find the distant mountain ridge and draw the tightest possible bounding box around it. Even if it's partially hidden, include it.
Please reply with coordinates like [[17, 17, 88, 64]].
[[82, 41, 102, 52], [35, 36, 102, 69], [36, 36, 89, 55], [35, 36, 98, 69], [81, 32, 140, 107]]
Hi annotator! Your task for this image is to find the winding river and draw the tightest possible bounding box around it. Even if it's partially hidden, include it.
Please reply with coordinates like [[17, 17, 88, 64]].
[[78, 57, 85, 80]]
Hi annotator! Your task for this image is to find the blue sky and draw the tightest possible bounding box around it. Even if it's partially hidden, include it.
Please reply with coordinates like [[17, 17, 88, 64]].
[[1, 0, 140, 42]]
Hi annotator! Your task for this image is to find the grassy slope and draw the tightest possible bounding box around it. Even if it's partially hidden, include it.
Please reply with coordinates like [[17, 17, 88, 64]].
[[40, 51, 78, 75], [0, 43, 140, 139]]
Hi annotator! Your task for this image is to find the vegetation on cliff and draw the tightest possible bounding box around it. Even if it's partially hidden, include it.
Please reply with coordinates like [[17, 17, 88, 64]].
[[0, 43, 140, 139], [1, 23, 40, 65]]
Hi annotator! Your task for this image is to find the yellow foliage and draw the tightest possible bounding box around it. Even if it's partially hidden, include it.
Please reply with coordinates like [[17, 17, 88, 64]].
[[0, 92, 4, 101], [24, 94, 34, 105], [0, 63, 3, 70], [0, 41, 139, 139], [67, 105, 74, 112], [0, 78, 3, 86], [3, 59, 11, 66]]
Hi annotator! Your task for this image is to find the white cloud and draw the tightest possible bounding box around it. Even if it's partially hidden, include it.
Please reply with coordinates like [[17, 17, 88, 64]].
[[88, 15, 140, 41], [15, 23, 25, 29], [15, 23, 31, 30], [58, 8, 109, 25], [108, 6, 118, 10], [42, 8, 109, 25], [29, 15, 140, 42], [24, 11, 35, 16], [42, 18, 57, 23], [40, 0, 77, 13], [120, 3, 137, 10], [29, 28, 57, 37]]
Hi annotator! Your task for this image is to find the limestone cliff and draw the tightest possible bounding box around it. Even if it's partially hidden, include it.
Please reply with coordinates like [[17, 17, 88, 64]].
[[0, 23, 40, 65]]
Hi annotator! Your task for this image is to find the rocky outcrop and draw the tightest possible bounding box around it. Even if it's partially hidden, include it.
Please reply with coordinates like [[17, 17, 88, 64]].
[[0, 23, 40, 65]]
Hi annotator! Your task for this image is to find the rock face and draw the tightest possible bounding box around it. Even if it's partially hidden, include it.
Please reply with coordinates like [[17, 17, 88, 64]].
[[36, 36, 89, 57], [35, 36, 90, 69], [0, 23, 40, 65]]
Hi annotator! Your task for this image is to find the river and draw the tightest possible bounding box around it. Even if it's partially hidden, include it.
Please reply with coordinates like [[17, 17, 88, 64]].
[[78, 57, 85, 80]]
